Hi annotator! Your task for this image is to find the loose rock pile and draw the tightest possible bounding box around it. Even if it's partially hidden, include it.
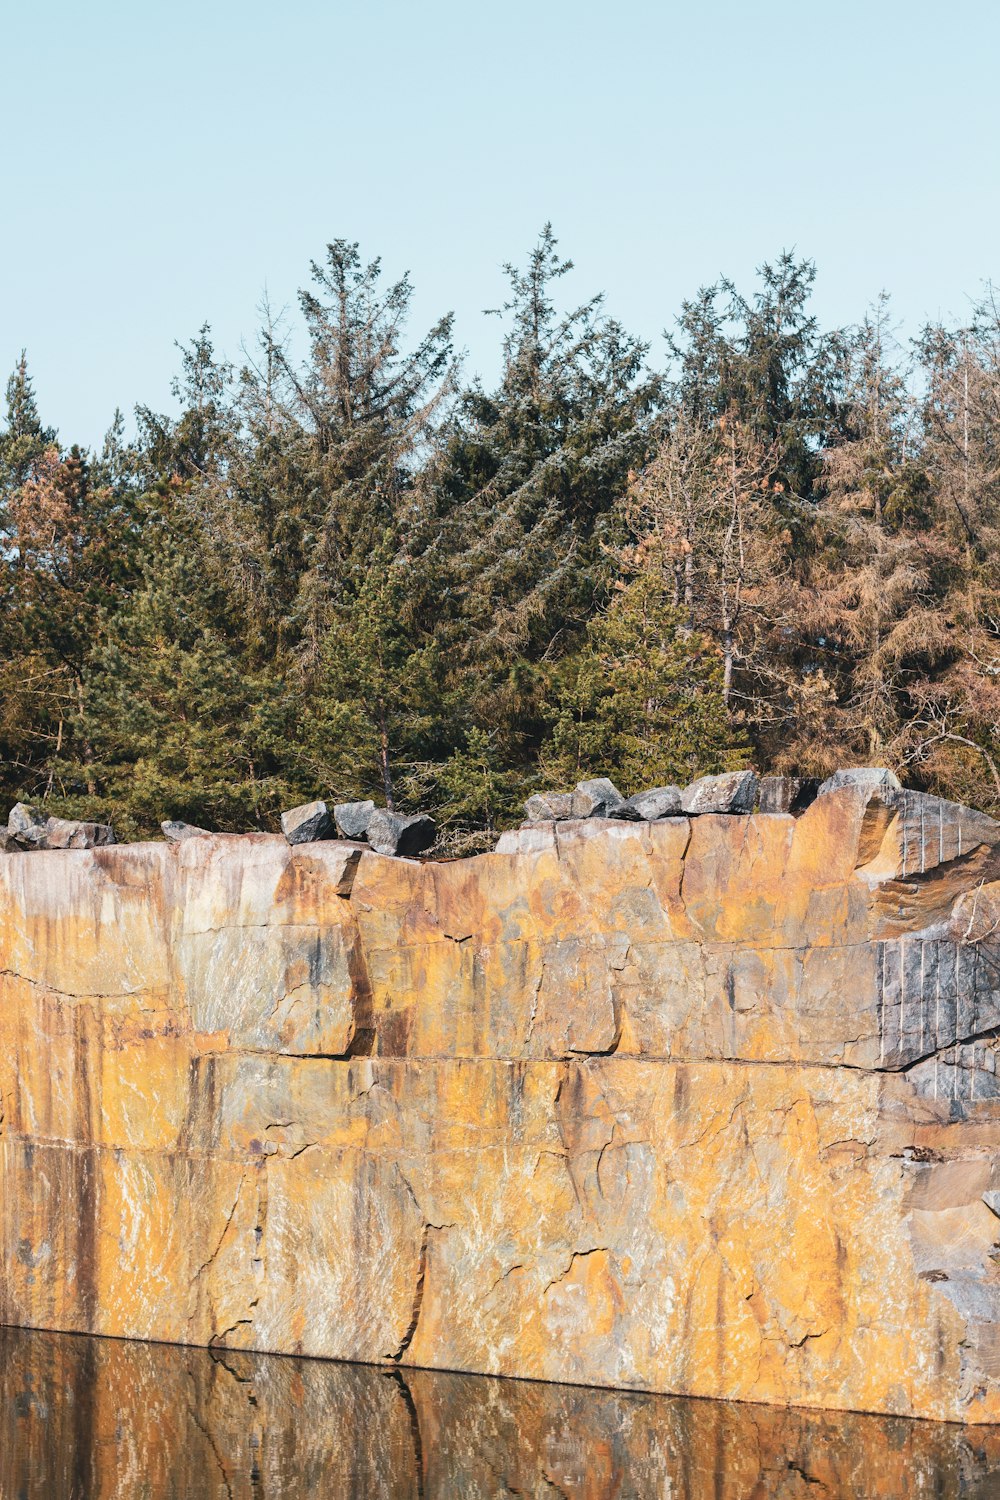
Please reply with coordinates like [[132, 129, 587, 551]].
[[280, 798, 437, 858], [523, 770, 763, 825], [0, 766, 918, 860], [519, 767, 911, 827]]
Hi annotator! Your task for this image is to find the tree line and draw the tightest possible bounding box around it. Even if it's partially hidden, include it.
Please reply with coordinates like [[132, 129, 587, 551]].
[[2, 228, 998, 849]]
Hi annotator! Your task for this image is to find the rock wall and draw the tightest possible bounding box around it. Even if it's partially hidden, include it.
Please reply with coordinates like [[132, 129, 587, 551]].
[[5, 1325, 999, 1498], [2, 778, 1000, 1422]]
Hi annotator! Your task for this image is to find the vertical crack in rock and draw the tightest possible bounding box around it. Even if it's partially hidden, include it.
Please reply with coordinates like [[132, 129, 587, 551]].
[[385, 1370, 426, 1499], [524, 970, 543, 1048], [190, 1173, 246, 1289], [674, 817, 695, 922], [185, 1368, 235, 1500], [393, 1224, 430, 1362]]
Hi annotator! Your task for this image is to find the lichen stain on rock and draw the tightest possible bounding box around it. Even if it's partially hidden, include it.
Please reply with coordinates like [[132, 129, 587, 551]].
[[2, 778, 1000, 1422]]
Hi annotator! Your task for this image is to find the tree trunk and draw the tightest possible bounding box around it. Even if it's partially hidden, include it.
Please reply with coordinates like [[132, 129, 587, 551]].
[[74, 678, 96, 798], [378, 707, 395, 811]]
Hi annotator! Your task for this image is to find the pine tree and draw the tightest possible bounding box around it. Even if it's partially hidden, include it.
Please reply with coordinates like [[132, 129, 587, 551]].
[[667, 253, 840, 496], [68, 535, 291, 837], [543, 548, 742, 791], [294, 530, 445, 812]]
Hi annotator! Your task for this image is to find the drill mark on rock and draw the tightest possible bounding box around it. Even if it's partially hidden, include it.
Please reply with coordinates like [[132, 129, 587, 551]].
[[524, 971, 543, 1049]]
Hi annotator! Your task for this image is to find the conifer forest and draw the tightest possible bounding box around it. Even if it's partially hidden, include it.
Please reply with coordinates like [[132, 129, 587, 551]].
[[3, 228, 999, 850]]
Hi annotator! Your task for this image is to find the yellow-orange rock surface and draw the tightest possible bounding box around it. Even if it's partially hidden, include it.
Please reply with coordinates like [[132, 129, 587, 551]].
[[2, 780, 1000, 1422], [5, 1325, 1000, 1497]]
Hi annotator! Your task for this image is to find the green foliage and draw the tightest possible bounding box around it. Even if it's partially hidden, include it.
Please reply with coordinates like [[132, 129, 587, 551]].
[[55, 538, 291, 839], [435, 728, 529, 850], [295, 532, 445, 811], [3, 237, 1000, 835], [544, 566, 744, 791]]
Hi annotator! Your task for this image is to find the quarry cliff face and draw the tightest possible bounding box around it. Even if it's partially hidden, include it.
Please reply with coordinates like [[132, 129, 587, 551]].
[[2, 778, 1000, 1423]]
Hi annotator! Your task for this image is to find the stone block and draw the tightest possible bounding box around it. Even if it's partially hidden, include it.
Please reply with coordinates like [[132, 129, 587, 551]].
[[624, 785, 683, 820], [161, 820, 211, 843], [524, 791, 575, 821], [334, 799, 376, 840], [681, 769, 758, 815], [758, 775, 821, 815], [367, 809, 436, 857], [280, 800, 334, 845], [571, 777, 634, 818]]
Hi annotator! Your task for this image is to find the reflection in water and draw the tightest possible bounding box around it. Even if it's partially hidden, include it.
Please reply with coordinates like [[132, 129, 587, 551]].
[[2, 1325, 999, 1498]]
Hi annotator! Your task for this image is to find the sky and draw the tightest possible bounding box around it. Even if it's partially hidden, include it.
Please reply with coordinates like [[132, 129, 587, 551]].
[[3, 0, 999, 447]]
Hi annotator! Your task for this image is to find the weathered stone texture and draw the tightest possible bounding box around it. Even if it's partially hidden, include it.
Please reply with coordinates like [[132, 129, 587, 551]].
[[2, 780, 1000, 1423], [280, 799, 334, 845], [4, 1324, 998, 1497]]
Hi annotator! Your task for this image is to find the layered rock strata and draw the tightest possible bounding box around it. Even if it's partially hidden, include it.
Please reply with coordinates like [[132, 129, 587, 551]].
[[2, 778, 1000, 1422]]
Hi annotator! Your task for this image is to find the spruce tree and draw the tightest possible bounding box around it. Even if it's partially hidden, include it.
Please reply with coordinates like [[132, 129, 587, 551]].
[[544, 551, 742, 791]]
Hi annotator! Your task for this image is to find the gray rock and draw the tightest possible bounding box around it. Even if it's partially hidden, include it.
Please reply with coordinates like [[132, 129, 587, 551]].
[[983, 1192, 1000, 1220], [43, 817, 116, 850], [0, 828, 21, 853], [817, 767, 902, 798], [161, 820, 212, 844], [624, 786, 684, 821], [758, 776, 822, 815], [280, 800, 334, 845], [7, 803, 49, 848], [367, 809, 436, 858], [334, 800, 376, 841], [681, 770, 759, 816], [6, 805, 115, 851], [524, 792, 576, 823], [572, 777, 637, 819]]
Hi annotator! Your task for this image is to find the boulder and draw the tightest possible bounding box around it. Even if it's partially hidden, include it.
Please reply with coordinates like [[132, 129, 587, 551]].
[[680, 770, 758, 815], [624, 785, 684, 821], [758, 775, 822, 816], [5, 804, 114, 851], [7, 803, 49, 849], [571, 777, 637, 819], [367, 809, 436, 858], [43, 817, 116, 850], [817, 767, 902, 798], [524, 792, 576, 823], [161, 821, 212, 845], [0, 828, 20, 853], [334, 800, 376, 841], [280, 800, 334, 845]]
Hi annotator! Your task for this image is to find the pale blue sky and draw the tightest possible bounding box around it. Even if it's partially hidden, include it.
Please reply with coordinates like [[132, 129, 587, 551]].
[[4, 0, 998, 445]]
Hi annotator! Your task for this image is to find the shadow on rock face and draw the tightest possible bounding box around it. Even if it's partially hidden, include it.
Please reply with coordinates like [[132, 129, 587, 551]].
[[2, 1326, 998, 1498]]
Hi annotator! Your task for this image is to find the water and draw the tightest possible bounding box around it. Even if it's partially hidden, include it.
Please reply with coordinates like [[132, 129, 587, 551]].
[[2, 1325, 999, 1498]]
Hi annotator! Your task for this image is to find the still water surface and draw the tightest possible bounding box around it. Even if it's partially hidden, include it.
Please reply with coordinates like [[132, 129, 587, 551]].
[[2, 1325, 999, 1498]]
